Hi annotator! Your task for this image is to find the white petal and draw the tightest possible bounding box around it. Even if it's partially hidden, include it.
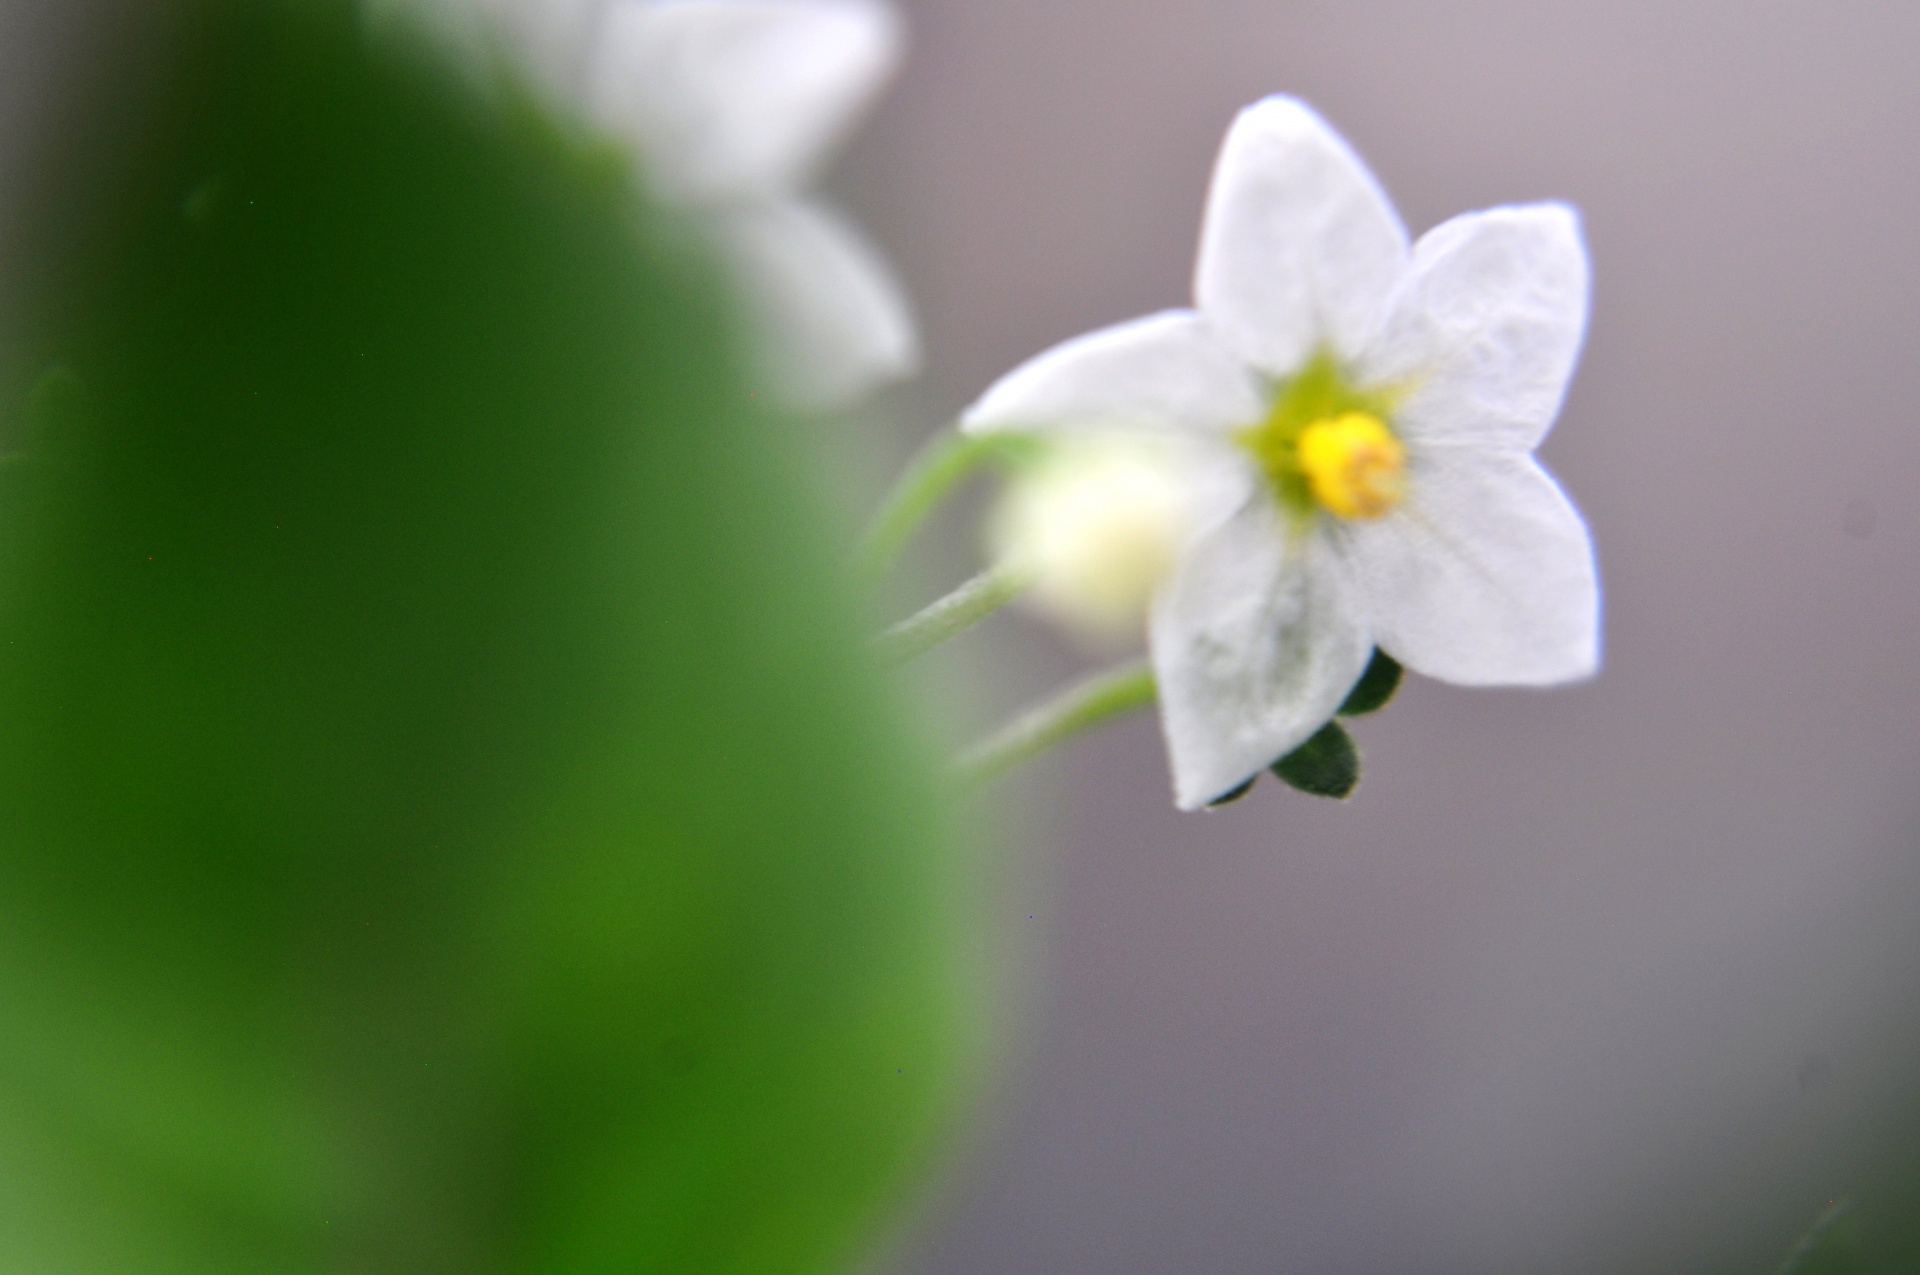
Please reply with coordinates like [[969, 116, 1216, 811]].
[[1341, 450, 1598, 686], [588, 0, 902, 204], [1193, 96, 1409, 377], [1361, 203, 1590, 452], [1151, 502, 1372, 810], [962, 311, 1266, 438], [712, 198, 918, 412]]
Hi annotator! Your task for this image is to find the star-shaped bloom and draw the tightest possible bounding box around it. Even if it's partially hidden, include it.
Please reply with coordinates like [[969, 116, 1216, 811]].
[[392, 0, 918, 410], [964, 96, 1598, 810]]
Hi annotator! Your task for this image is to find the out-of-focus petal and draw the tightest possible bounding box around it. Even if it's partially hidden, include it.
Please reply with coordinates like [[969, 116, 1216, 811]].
[[1193, 96, 1408, 378], [1151, 503, 1372, 809], [712, 198, 918, 411], [1362, 202, 1589, 453], [371, 0, 604, 97], [493, 0, 605, 85], [962, 311, 1266, 438], [1341, 449, 1598, 685], [588, 0, 902, 204]]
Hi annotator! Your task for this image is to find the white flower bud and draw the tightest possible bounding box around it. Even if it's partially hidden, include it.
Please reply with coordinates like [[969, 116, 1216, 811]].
[[990, 434, 1205, 646]]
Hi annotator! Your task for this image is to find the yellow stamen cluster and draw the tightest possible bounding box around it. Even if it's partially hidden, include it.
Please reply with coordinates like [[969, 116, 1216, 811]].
[[1232, 349, 1407, 522], [1296, 412, 1405, 519]]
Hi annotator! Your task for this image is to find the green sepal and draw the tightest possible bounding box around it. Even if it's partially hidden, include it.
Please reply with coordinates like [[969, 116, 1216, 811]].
[[1337, 649, 1402, 716], [1272, 721, 1359, 799], [1206, 776, 1257, 807]]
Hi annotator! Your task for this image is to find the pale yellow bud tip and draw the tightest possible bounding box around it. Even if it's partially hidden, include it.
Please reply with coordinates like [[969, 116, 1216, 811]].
[[1296, 412, 1405, 519], [991, 435, 1202, 645]]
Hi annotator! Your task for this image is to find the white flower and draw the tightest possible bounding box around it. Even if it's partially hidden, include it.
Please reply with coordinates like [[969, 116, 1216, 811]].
[[963, 96, 1597, 810], [385, 0, 918, 411]]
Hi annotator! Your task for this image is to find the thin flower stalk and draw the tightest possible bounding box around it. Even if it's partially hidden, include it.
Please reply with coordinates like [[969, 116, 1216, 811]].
[[876, 566, 1028, 663], [956, 661, 1157, 787], [858, 429, 1034, 581]]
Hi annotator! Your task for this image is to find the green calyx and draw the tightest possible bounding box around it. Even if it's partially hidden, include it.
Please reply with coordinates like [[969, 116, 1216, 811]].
[[1338, 649, 1403, 717], [1211, 650, 1402, 807], [1232, 348, 1401, 515], [1271, 721, 1360, 800]]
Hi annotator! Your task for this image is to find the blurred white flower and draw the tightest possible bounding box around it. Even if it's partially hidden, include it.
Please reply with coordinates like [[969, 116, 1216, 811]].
[[964, 96, 1597, 810], [389, 0, 918, 411]]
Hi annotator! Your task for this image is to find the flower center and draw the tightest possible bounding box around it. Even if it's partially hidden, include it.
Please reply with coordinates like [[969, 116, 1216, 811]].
[[1233, 348, 1405, 520], [1296, 412, 1404, 519]]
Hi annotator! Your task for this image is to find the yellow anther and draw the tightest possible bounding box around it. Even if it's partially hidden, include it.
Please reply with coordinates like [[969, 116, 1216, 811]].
[[1296, 412, 1405, 519]]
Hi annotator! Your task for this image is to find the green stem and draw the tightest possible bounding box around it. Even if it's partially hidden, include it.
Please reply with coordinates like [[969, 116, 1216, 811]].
[[957, 659, 1157, 785], [876, 566, 1026, 663], [857, 429, 1030, 581]]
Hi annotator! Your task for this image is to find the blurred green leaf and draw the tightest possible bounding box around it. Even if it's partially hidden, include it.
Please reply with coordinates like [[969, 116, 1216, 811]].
[[1779, 1201, 1867, 1275], [1271, 721, 1358, 799], [1337, 648, 1401, 717], [1776, 1168, 1920, 1275], [0, 3, 971, 1271]]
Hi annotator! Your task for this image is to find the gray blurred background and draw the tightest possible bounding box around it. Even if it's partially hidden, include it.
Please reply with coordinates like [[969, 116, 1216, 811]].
[[840, 2, 1920, 1272]]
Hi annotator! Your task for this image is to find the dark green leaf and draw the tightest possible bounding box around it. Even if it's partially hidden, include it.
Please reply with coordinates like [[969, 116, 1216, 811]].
[[1271, 721, 1359, 799], [1338, 648, 1402, 716]]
